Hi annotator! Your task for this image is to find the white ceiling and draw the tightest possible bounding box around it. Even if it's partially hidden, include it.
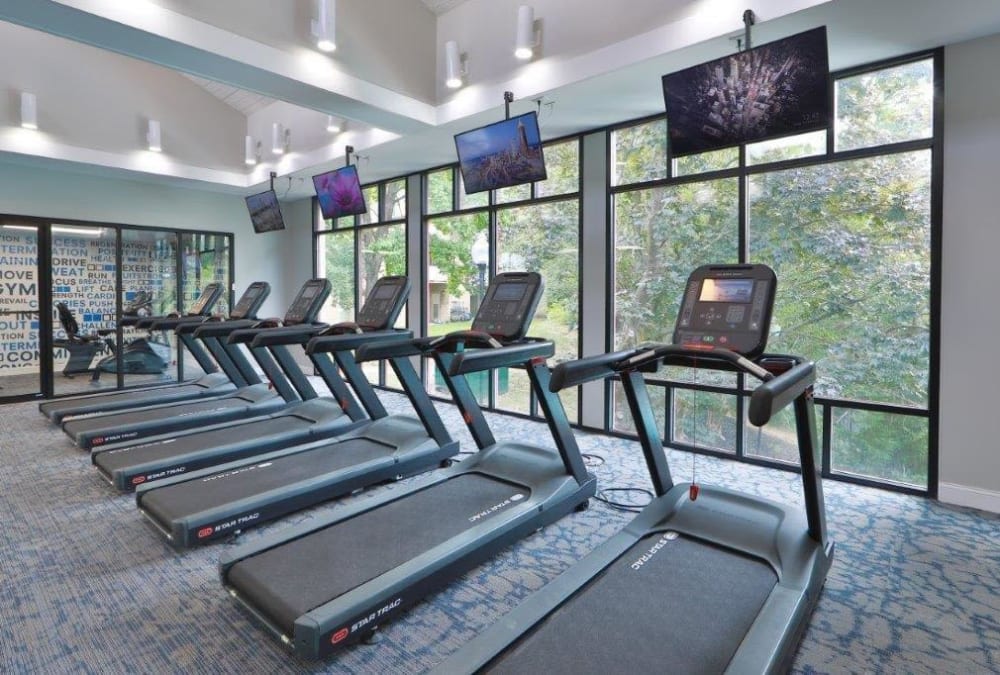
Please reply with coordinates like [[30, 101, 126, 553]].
[[1, 0, 1000, 201]]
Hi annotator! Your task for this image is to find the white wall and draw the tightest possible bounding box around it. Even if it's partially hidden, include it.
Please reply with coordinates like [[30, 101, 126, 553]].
[[0, 160, 288, 317], [0, 22, 247, 170], [940, 32, 1000, 512]]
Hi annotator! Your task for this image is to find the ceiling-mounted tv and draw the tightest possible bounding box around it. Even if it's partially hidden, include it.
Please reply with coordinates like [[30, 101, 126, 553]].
[[245, 189, 286, 233], [454, 111, 547, 194], [662, 26, 830, 157], [312, 164, 367, 220]]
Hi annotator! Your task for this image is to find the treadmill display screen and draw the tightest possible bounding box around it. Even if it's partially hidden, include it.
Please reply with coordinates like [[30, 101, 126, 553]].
[[494, 282, 527, 302], [373, 283, 398, 300], [301, 287, 318, 299], [699, 279, 754, 303]]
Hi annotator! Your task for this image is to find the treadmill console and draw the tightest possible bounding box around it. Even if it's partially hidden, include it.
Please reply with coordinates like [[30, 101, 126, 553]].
[[471, 272, 544, 342], [229, 282, 271, 320], [673, 264, 776, 358], [283, 279, 333, 325], [356, 276, 410, 330], [186, 282, 224, 316]]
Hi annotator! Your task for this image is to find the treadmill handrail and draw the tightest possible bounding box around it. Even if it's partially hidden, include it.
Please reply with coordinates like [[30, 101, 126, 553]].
[[549, 349, 639, 391], [193, 319, 260, 338], [748, 361, 815, 426], [148, 315, 212, 331], [229, 323, 325, 346], [617, 343, 775, 382], [448, 339, 555, 375], [306, 328, 414, 354], [354, 336, 436, 362]]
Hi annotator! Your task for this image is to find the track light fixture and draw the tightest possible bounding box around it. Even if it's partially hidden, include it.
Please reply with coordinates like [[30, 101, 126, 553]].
[[146, 119, 162, 152], [271, 122, 290, 155], [326, 115, 344, 133], [245, 135, 261, 165], [514, 5, 539, 60], [20, 92, 37, 130], [444, 40, 466, 89], [311, 0, 336, 52]]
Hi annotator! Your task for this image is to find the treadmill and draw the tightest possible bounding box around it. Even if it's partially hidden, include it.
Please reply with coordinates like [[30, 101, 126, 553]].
[[220, 271, 597, 658], [135, 276, 461, 549], [38, 282, 242, 423], [92, 279, 367, 492], [64, 280, 326, 451], [432, 264, 834, 675]]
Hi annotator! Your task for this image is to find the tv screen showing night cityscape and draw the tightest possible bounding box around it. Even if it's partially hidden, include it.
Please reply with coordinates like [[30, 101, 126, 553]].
[[454, 111, 547, 194], [662, 26, 830, 157], [312, 164, 367, 220], [245, 189, 286, 233]]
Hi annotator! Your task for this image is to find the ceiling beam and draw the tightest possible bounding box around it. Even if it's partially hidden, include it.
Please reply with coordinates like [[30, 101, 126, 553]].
[[0, 0, 436, 134]]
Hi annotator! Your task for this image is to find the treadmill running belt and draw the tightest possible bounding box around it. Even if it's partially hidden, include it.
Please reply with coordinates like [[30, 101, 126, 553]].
[[142, 438, 397, 520], [491, 534, 777, 675], [42, 383, 212, 418], [96, 417, 309, 472], [228, 473, 526, 633], [64, 396, 251, 435]]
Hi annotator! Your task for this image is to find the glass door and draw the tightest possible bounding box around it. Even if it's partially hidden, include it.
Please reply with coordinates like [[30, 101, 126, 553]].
[[0, 223, 43, 399], [50, 224, 120, 396], [121, 229, 179, 384]]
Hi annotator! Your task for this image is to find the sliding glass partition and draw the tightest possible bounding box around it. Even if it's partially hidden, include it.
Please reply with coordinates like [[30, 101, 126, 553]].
[[50, 224, 119, 396], [0, 223, 43, 399], [0, 217, 232, 404]]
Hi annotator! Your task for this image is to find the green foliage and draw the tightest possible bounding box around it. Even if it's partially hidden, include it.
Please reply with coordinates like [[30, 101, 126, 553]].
[[609, 57, 934, 486]]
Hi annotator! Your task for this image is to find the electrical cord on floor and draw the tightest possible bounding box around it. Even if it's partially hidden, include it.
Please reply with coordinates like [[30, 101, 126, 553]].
[[595, 486, 654, 512], [582, 453, 605, 468]]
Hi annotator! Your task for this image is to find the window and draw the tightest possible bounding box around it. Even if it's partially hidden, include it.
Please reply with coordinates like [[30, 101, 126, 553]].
[[609, 53, 937, 492], [315, 176, 408, 388], [422, 137, 581, 420]]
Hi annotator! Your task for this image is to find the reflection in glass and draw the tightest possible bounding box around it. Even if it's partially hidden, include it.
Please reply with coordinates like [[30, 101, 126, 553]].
[[51, 226, 119, 396]]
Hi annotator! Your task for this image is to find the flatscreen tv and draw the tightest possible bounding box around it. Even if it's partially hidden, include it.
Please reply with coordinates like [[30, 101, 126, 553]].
[[662, 26, 830, 157], [312, 164, 367, 220], [245, 189, 286, 233], [454, 111, 547, 194]]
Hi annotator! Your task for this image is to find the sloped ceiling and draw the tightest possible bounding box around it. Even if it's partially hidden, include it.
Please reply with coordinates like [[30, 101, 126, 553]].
[[1, 0, 1000, 199]]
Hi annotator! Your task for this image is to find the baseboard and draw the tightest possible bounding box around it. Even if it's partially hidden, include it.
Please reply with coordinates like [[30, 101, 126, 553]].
[[938, 482, 1000, 514]]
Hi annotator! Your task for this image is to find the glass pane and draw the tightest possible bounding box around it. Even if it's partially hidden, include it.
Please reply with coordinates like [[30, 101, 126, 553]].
[[496, 366, 530, 415], [360, 185, 380, 225], [182, 233, 230, 316], [358, 224, 406, 309], [122, 229, 179, 384], [497, 200, 579, 362], [459, 173, 488, 209], [836, 58, 934, 152], [747, 130, 826, 165], [748, 152, 931, 406], [426, 213, 489, 398], [672, 388, 737, 454], [741, 396, 824, 466], [0, 223, 41, 398], [672, 146, 738, 176], [494, 183, 531, 204], [613, 178, 739, 355], [612, 119, 667, 186], [51, 225, 119, 396], [611, 380, 667, 436], [385, 179, 407, 220], [361, 360, 381, 389], [319, 230, 356, 324], [535, 140, 580, 197], [831, 408, 928, 488], [426, 169, 453, 214]]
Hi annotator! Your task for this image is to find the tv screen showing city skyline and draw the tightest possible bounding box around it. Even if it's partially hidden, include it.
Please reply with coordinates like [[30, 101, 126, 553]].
[[662, 26, 830, 157]]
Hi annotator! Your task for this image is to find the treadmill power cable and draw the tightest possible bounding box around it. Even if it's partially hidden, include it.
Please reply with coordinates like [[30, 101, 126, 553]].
[[594, 486, 654, 512]]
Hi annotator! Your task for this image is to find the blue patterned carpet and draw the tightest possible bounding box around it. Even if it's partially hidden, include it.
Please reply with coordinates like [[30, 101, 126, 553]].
[[1, 390, 998, 674]]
